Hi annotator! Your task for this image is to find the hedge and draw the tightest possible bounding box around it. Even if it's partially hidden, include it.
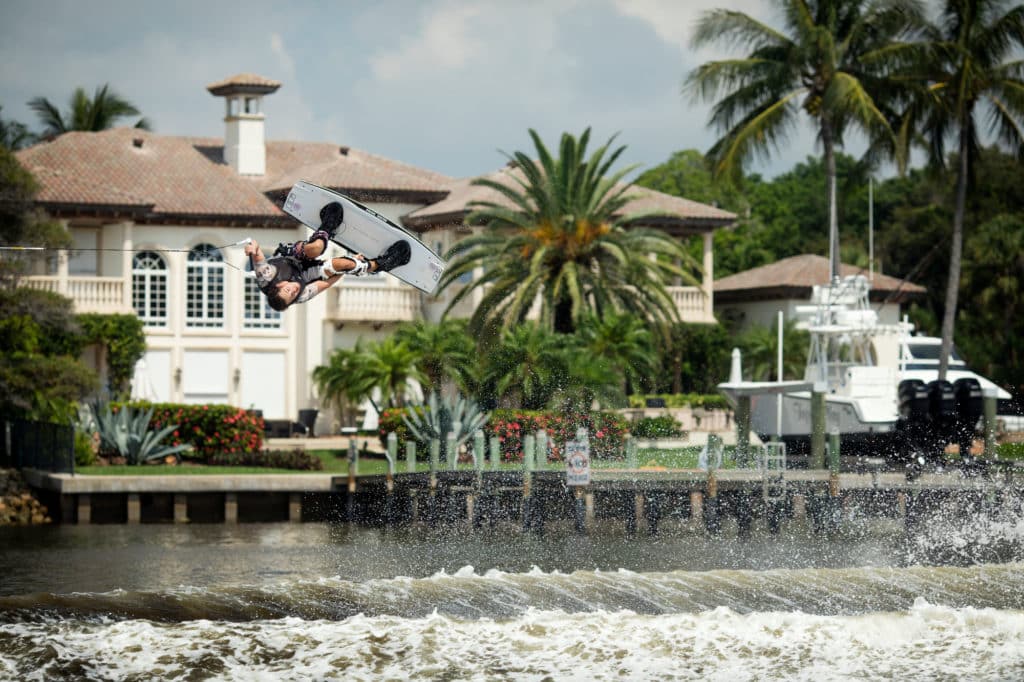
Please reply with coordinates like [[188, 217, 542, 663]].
[[208, 448, 323, 470], [627, 393, 730, 410], [379, 407, 629, 462], [121, 402, 263, 461]]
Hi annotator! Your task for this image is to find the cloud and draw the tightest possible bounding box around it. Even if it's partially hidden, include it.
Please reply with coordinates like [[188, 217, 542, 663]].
[[369, 1, 486, 81]]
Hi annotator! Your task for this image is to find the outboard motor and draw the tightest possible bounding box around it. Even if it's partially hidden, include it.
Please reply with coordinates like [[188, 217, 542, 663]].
[[953, 378, 983, 463], [897, 380, 931, 460], [927, 380, 957, 443]]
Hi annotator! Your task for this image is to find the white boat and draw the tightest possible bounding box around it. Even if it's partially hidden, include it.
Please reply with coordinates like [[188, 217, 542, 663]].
[[719, 274, 1020, 459]]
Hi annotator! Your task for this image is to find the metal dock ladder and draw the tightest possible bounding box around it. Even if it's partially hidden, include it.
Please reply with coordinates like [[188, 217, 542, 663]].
[[759, 441, 787, 504]]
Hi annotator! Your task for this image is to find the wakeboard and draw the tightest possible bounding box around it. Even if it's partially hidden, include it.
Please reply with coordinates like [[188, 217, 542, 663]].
[[282, 180, 445, 294]]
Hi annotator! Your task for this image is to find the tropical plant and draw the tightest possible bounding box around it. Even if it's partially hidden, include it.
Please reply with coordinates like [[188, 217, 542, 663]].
[[735, 320, 810, 381], [93, 403, 191, 465], [686, 0, 922, 279], [28, 84, 151, 137], [402, 392, 490, 464], [313, 345, 373, 427], [439, 128, 698, 335], [394, 319, 476, 395], [479, 322, 570, 410], [573, 312, 657, 398], [0, 106, 35, 150], [895, 0, 1024, 380], [362, 337, 425, 409]]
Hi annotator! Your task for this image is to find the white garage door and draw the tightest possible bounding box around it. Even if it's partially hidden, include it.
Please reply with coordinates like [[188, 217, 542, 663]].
[[144, 350, 171, 403], [183, 350, 230, 405], [241, 351, 286, 419]]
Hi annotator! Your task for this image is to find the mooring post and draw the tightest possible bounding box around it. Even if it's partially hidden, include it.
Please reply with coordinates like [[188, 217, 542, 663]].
[[827, 429, 842, 532], [522, 434, 536, 531], [983, 388, 998, 460], [625, 434, 638, 470], [428, 439, 439, 527], [536, 429, 548, 470], [489, 435, 500, 471], [810, 385, 827, 469], [446, 431, 458, 471], [347, 439, 359, 522], [735, 395, 752, 467], [704, 468, 721, 534], [405, 439, 416, 473], [385, 432, 397, 526], [574, 488, 586, 534], [471, 429, 485, 528]]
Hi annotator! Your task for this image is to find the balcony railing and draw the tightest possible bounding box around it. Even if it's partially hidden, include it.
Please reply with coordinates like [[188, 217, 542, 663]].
[[331, 281, 420, 323], [668, 286, 714, 323], [21, 276, 129, 314]]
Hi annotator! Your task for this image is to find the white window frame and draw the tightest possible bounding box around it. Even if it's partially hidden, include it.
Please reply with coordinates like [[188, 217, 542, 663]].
[[186, 244, 225, 328], [132, 250, 168, 327]]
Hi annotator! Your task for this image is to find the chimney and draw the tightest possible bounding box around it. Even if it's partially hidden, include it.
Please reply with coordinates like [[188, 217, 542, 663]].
[[206, 73, 282, 176]]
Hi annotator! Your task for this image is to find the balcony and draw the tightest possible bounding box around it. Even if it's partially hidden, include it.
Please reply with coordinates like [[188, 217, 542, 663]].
[[330, 281, 420, 323], [668, 285, 715, 323], [21, 275, 130, 314]]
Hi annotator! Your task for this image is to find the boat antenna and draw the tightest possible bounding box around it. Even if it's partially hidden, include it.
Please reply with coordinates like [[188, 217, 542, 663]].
[[868, 177, 874, 282]]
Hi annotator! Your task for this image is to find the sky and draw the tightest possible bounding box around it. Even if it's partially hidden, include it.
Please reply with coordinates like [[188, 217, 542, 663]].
[[0, 0, 835, 181]]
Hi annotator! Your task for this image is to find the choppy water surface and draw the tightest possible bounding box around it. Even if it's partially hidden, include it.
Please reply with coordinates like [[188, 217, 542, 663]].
[[2, 508, 1024, 680]]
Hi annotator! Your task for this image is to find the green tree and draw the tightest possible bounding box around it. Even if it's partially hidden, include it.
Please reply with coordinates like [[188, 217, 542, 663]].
[[959, 214, 1024, 395], [0, 145, 69, 276], [656, 323, 733, 394], [313, 345, 374, 427], [687, 0, 920, 279], [480, 323, 569, 410], [394, 319, 476, 396], [573, 312, 657, 400], [736, 320, 810, 382], [360, 337, 425, 409], [0, 106, 36, 150], [28, 84, 151, 136], [898, 0, 1024, 380], [439, 128, 696, 336], [635, 149, 749, 212]]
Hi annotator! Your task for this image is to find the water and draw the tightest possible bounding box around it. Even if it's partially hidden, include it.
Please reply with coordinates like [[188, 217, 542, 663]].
[[2, 510, 1024, 681]]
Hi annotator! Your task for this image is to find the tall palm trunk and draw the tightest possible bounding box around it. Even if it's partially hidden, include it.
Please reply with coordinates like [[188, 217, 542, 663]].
[[822, 120, 840, 281], [554, 298, 575, 334], [938, 124, 969, 380]]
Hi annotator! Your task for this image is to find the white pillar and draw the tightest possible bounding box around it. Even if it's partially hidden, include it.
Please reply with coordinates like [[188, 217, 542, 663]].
[[56, 248, 69, 296], [121, 222, 134, 311], [702, 232, 714, 321]]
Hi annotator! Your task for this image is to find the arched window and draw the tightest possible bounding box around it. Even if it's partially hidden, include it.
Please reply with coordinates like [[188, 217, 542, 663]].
[[132, 251, 168, 326], [186, 244, 225, 327]]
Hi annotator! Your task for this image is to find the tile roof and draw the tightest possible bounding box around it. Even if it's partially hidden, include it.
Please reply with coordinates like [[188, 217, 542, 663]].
[[714, 254, 926, 303], [206, 73, 282, 96], [403, 165, 736, 233], [16, 127, 452, 225]]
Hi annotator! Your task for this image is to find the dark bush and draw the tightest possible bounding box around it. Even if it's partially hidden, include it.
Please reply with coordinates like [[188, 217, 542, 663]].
[[630, 414, 685, 439], [208, 448, 323, 471]]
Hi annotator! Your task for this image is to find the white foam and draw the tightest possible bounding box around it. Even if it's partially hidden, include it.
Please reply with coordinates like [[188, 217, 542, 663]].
[[4, 605, 1024, 681]]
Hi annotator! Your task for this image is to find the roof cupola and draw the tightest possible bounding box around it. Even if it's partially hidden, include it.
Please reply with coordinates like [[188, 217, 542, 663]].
[[206, 73, 281, 176]]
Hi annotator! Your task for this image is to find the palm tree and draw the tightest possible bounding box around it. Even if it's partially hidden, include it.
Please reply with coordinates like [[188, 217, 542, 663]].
[[480, 323, 569, 410], [736, 320, 810, 381], [573, 312, 657, 399], [394, 319, 476, 396], [0, 106, 35, 150], [439, 128, 697, 336], [28, 84, 151, 137], [686, 0, 922, 279], [313, 345, 374, 428], [361, 337, 425, 409], [899, 0, 1024, 380]]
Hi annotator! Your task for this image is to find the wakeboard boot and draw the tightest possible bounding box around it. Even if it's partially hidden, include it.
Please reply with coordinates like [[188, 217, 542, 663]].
[[374, 240, 411, 273]]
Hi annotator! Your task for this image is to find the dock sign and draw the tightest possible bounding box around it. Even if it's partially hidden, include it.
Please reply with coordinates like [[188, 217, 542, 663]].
[[565, 439, 591, 486]]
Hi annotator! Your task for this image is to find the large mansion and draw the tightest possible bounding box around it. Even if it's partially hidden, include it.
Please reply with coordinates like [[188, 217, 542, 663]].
[[14, 73, 736, 433]]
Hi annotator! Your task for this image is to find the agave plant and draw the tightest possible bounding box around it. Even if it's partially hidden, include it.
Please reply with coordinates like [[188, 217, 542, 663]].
[[402, 392, 490, 464], [93, 402, 191, 465]]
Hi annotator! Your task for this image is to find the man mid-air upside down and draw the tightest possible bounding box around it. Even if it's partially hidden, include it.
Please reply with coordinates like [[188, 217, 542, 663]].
[[244, 201, 411, 311]]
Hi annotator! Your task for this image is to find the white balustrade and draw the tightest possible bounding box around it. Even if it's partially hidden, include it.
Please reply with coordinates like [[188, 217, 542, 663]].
[[333, 281, 420, 322], [21, 276, 129, 314], [668, 286, 714, 323]]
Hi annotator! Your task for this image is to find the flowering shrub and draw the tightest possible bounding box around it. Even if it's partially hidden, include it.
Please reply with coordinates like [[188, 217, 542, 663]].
[[630, 414, 685, 438], [208, 448, 323, 470], [120, 402, 263, 462]]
